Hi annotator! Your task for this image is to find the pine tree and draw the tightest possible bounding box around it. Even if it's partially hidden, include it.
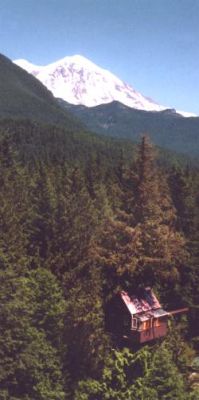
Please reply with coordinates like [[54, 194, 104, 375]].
[[150, 343, 187, 400], [95, 136, 187, 295], [0, 136, 31, 272], [94, 213, 140, 294], [126, 136, 189, 301], [49, 166, 99, 277], [0, 267, 70, 400], [64, 265, 109, 385], [168, 166, 195, 235], [26, 163, 58, 268]]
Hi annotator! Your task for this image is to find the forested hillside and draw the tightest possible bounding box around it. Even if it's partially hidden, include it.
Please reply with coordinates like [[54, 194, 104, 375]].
[[0, 120, 198, 399], [0, 54, 83, 129], [60, 100, 199, 157]]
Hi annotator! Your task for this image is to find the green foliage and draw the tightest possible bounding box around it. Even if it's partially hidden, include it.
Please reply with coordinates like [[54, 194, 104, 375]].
[[0, 137, 30, 271], [95, 136, 188, 296], [0, 123, 198, 399], [61, 99, 199, 157], [75, 344, 188, 400], [130, 136, 187, 287], [0, 53, 81, 129], [64, 267, 109, 384], [0, 268, 69, 400], [74, 347, 155, 400], [149, 344, 186, 400]]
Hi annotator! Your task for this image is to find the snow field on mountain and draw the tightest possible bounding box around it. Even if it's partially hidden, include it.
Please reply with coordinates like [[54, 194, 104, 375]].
[[14, 55, 196, 117]]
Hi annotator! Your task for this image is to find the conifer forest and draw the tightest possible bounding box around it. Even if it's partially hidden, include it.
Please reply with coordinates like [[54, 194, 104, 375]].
[[0, 117, 199, 400]]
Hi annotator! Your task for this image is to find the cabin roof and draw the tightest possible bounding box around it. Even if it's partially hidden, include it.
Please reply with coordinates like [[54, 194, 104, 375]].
[[120, 288, 167, 316]]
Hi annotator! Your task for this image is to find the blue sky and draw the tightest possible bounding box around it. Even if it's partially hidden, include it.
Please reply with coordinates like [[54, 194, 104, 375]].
[[1, 0, 199, 114]]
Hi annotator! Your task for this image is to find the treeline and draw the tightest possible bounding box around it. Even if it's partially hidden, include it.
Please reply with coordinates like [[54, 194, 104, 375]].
[[0, 122, 199, 399]]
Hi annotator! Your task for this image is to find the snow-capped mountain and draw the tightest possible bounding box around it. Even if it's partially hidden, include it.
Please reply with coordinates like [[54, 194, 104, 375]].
[[13, 55, 165, 111], [14, 55, 196, 117]]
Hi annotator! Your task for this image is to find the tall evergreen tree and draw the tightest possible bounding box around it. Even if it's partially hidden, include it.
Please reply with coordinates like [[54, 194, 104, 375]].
[[0, 137, 30, 272], [131, 136, 187, 287], [49, 166, 99, 277], [0, 268, 70, 400], [95, 136, 187, 295], [149, 344, 187, 400]]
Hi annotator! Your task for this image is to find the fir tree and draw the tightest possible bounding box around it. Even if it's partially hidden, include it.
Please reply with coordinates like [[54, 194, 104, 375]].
[[150, 343, 187, 400], [95, 136, 187, 295], [64, 265, 109, 386], [0, 268, 70, 400], [0, 137, 30, 272]]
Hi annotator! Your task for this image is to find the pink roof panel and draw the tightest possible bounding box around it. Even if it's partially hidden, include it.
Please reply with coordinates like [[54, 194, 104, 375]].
[[120, 288, 161, 315]]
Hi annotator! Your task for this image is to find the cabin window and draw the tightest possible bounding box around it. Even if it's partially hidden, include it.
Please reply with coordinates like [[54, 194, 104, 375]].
[[154, 318, 160, 327], [131, 318, 138, 330], [142, 319, 152, 330]]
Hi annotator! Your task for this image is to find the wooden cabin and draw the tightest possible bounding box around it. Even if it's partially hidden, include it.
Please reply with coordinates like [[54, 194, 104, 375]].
[[106, 287, 188, 344]]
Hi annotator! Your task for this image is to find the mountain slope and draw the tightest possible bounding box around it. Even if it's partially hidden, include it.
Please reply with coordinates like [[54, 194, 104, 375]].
[[0, 54, 82, 129], [2, 53, 199, 158], [60, 100, 199, 157], [14, 55, 167, 112]]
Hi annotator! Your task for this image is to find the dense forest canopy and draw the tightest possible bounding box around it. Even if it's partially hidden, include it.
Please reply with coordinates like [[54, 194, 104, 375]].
[[0, 116, 199, 399], [60, 99, 199, 157]]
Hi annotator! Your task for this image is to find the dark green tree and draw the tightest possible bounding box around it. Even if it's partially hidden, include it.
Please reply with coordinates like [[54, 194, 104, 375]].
[[49, 166, 99, 277], [150, 344, 187, 400], [64, 265, 109, 386], [75, 344, 188, 400], [74, 347, 156, 400], [0, 267, 70, 400], [95, 136, 187, 295], [132, 136, 186, 283], [0, 137, 31, 272]]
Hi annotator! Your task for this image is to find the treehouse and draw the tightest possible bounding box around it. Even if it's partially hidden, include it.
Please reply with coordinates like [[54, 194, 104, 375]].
[[106, 287, 188, 344]]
